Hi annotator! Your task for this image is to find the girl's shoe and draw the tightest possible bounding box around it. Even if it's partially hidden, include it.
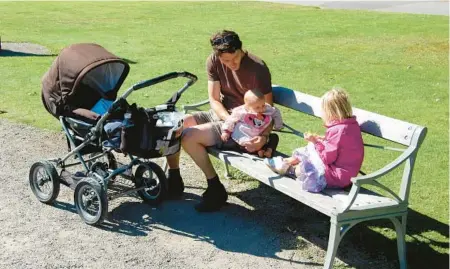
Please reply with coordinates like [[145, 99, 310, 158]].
[[264, 156, 290, 175]]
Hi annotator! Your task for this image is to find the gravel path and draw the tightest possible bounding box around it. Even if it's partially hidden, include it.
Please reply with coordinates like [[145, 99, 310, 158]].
[[0, 119, 396, 269]]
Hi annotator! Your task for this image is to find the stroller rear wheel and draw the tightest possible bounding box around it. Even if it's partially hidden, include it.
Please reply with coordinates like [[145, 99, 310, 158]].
[[74, 177, 108, 225], [134, 162, 167, 205], [88, 152, 117, 185], [29, 161, 61, 204], [88, 152, 117, 174]]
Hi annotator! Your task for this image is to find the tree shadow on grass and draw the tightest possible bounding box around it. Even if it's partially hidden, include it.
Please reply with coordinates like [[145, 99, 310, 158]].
[[121, 58, 137, 64], [0, 49, 57, 57]]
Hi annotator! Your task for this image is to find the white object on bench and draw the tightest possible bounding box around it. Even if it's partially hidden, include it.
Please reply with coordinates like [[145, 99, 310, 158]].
[[181, 85, 427, 269]]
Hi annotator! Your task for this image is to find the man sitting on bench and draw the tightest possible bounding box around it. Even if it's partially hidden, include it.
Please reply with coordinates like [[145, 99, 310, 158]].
[[165, 30, 274, 212]]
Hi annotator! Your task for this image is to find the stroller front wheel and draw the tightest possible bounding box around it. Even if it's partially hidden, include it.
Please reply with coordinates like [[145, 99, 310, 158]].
[[134, 162, 167, 205], [29, 161, 61, 204], [74, 177, 108, 225]]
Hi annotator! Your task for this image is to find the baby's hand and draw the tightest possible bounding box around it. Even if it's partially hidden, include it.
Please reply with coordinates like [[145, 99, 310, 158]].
[[221, 132, 230, 142]]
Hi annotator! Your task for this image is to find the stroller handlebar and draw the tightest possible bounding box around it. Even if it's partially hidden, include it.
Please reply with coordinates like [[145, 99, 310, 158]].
[[94, 70, 198, 134], [105, 71, 198, 118], [132, 71, 198, 91], [179, 71, 198, 84]]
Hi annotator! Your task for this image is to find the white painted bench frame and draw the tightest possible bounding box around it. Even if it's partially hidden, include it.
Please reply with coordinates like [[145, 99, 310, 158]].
[[181, 85, 427, 269]]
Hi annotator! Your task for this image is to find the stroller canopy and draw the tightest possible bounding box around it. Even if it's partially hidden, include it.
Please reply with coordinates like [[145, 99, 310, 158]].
[[41, 43, 130, 118]]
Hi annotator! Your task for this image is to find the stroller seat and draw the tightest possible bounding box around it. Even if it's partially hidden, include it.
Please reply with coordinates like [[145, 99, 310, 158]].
[[63, 116, 103, 155], [65, 117, 94, 131], [65, 115, 123, 151], [65, 97, 116, 137]]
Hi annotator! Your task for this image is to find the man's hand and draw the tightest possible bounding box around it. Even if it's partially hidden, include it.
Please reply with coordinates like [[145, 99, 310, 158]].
[[221, 132, 230, 142], [241, 135, 267, 153], [208, 81, 230, 121]]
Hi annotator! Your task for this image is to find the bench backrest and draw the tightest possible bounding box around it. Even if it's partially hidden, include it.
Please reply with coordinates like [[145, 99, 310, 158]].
[[272, 85, 427, 203], [273, 85, 423, 147]]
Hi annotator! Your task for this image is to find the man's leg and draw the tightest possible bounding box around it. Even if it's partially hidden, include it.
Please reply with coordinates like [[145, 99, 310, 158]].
[[166, 114, 198, 198], [182, 122, 228, 212], [182, 123, 219, 178]]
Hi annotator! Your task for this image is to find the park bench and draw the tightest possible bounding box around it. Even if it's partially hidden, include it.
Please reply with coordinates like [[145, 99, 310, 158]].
[[182, 85, 427, 269]]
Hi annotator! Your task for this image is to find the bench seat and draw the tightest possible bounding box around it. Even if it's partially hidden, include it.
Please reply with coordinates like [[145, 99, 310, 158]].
[[208, 148, 405, 219], [182, 85, 427, 269]]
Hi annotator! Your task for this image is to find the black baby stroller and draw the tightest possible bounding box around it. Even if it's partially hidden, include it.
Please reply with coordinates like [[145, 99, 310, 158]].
[[30, 43, 197, 225]]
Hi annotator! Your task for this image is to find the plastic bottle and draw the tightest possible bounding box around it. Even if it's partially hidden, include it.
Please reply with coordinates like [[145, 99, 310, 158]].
[[156, 112, 174, 127], [123, 111, 134, 128]]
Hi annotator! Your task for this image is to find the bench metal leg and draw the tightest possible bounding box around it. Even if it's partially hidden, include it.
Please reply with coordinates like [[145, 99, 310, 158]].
[[324, 221, 341, 269], [390, 215, 407, 269], [324, 221, 356, 269], [224, 162, 233, 179]]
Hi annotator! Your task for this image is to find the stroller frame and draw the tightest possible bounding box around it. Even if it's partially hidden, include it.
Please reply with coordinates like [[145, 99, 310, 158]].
[[30, 71, 197, 225]]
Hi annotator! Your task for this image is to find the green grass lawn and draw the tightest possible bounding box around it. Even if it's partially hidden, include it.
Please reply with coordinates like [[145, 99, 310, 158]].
[[0, 1, 448, 267]]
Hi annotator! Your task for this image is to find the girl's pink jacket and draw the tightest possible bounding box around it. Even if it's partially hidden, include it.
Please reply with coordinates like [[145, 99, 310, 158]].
[[314, 116, 364, 188]]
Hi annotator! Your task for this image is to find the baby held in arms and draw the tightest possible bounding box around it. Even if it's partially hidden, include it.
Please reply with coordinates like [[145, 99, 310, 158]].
[[220, 89, 283, 158]]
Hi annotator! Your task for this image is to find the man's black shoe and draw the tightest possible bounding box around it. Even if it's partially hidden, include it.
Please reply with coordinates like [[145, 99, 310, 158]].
[[195, 182, 228, 212], [167, 169, 184, 199]]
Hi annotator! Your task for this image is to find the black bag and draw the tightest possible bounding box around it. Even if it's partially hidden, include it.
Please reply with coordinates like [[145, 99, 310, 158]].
[[120, 104, 182, 159]]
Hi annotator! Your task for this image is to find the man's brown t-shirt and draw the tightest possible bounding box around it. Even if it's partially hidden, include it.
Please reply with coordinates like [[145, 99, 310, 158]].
[[206, 52, 272, 111]]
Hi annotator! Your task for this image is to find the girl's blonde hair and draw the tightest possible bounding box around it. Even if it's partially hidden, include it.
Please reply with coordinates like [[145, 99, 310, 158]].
[[321, 87, 353, 123]]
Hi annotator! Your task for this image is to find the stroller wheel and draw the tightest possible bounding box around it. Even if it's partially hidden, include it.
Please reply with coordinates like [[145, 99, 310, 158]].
[[134, 162, 167, 205], [29, 161, 61, 204], [74, 177, 108, 225], [88, 152, 117, 183], [88, 152, 117, 173]]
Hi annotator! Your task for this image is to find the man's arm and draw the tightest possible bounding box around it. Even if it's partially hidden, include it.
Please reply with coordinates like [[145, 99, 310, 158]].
[[264, 92, 273, 106], [208, 80, 230, 121], [262, 92, 275, 134]]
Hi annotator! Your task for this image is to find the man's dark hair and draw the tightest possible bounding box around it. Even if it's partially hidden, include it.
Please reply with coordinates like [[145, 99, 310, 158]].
[[210, 30, 242, 56]]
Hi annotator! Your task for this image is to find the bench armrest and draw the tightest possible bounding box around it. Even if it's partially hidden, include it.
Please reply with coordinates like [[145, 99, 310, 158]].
[[340, 146, 417, 212], [351, 146, 415, 185], [182, 99, 210, 113]]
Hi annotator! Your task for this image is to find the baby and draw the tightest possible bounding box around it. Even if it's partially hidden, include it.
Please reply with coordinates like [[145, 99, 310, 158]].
[[221, 89, 283, 158]]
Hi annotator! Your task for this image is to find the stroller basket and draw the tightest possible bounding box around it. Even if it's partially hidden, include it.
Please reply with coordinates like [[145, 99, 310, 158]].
[[120, 104, 184, 159]]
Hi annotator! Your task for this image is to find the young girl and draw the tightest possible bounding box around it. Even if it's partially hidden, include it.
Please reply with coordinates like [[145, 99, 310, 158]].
[[221, 89, 283, 158], [265, 87, 364, 192]]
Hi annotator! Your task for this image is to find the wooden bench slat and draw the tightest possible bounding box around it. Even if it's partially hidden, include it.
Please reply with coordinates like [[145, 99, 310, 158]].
[[273, 85, 419, 146], [208, 148, 399, 218]]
